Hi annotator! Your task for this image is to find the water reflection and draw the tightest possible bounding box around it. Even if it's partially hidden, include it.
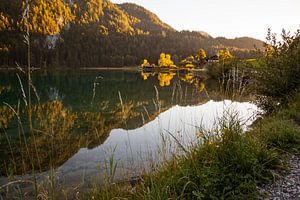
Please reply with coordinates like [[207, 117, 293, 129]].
[[158, 72, 175, 87], [0, 70, 258, 196], [140, 70, 207, 92], [0, 70, 209, 176], [0, 105, 14, 129], [1, 100, 259, 194]]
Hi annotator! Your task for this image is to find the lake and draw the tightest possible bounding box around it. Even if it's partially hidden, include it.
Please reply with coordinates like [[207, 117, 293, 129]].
[[0, 69, 260, 197]]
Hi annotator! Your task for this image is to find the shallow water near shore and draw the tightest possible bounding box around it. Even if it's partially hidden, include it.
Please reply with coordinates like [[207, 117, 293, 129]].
[[0, 69, 260, 196]]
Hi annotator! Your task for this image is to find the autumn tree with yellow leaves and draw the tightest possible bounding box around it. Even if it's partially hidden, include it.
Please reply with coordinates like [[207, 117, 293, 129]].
[[158, 53, 175, 67], [181, 48, 207, 68], [265, 44, 274, 57], [195, 48, 207, 62], [180, 56, 195, 68], [141, 59, 150, 67], [218, 49, 234, 61]]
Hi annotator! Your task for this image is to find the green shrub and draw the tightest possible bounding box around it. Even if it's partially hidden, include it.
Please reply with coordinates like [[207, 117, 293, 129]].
[[256, 116, 300, 152], [277, 92, 300, 124], [135, 121, 280, 199], [256, 29, 300, 113]]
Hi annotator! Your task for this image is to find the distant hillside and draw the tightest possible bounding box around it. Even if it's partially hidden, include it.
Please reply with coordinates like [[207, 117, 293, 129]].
[[0, 0, 264, 68], [100, 0, 134, 33], [215, 37, 263, 49], [118, 3, 175, 34], [115, 3, 262, 49]]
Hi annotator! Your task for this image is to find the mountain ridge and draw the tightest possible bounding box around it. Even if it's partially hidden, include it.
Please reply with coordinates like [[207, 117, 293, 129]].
[[115, 2, 262, 43], [97, 1, 262, 47], [0, 0, 264, 68], [117, 3, 176, 33]]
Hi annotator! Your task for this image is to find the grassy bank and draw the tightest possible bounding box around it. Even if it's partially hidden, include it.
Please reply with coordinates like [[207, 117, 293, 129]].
[[88, 30, 300, 199], [88, 94, 300, 199]]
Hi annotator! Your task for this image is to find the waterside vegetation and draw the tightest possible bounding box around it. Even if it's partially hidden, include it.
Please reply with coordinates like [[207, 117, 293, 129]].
[[0, 0, 300, 199], [87, 29, 300, 199]]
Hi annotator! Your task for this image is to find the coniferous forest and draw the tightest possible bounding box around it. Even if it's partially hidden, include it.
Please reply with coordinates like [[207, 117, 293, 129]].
[[0, 0, 263, 68]]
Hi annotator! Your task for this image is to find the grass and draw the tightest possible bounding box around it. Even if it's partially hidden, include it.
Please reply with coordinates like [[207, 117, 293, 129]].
[[86, 90, 300, 200], [254, 117, 300, 152], [254, 92, 300, 153], [132, 120, 280, 199]]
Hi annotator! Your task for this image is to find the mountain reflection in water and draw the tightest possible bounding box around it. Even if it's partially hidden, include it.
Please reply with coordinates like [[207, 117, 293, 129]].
[[58, 100, 259, 186], [0, 70, 259, 195]]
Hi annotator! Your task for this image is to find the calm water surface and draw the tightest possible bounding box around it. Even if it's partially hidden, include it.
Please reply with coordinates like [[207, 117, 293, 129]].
[[0, 70, 260, 195]]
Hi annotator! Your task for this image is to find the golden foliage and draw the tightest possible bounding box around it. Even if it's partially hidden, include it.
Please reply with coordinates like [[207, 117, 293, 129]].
[[181, 56, 195, 68], [141, 59, 150, 67], [74, 0, 103, 24], [158, 53, 175, 67], [141, 71, 150, 80], [218, 49, 234, 61], [195, 81, 205, 93], [265, 45, 274, 57], [111, 101, 139, 121], [195, 48, 207, 61], [0, 12, 11, 32], [179, 73, 206, 93], [0, 46, 9, 52], [180, 73, 194, 84], [32, 100, 77, 135], [20, 0, 74, 35], [79, 111, 105, 132], [0, 105, 14, 129]]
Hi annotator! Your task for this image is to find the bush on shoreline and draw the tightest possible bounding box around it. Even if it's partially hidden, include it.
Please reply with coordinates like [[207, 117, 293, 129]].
[[255, 29, 300, 113], [89, 30, 300, 199]]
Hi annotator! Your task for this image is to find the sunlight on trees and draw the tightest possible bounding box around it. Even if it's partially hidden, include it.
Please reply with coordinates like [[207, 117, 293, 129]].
[[180, 56, 195, 68], [218, 49, 233, 61], [158, 53, 175, 67], [0, 13, 11, 51], [20, 0, 74, 35], [141, 59, 150, 67], [195, 48, 207, 62], [0, 13, 11, 32], [0, 0, 264, 68], [180, 48, 207, 68], [179, 72, 206, 93], [73, 0, 103, 24], [265, 45, 274, 57]]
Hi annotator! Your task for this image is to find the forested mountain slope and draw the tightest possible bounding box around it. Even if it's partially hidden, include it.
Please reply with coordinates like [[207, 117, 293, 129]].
[[0, 0, 263, 68]]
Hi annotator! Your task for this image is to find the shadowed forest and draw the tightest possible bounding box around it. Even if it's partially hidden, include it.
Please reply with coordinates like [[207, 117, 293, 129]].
[[0, 0, 262, 68]]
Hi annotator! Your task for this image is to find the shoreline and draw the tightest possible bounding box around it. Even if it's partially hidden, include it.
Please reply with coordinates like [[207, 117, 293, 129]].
[[0, 66, 139, 71]]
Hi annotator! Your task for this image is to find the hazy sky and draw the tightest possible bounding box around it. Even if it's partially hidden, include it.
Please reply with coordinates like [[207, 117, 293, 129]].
[[111, 0, 300, 40]]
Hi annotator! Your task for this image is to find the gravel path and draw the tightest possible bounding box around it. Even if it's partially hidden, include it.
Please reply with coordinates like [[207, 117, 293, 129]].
[[259, 154, 300, 200]]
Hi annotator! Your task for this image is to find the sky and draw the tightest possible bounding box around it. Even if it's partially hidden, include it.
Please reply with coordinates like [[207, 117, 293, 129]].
[[111, 0, 300, 41]]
